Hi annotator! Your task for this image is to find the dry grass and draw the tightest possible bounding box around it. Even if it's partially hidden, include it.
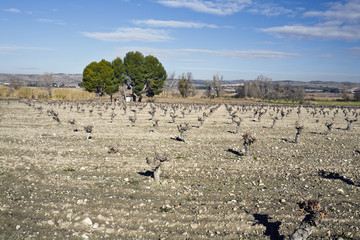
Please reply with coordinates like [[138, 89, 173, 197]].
[[0, 87, 95, 101]]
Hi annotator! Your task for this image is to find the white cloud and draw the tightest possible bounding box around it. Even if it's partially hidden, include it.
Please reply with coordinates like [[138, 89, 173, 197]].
[[37, 19, 67, 25], [4, 8, 21, 13], [0, 45, 51, 55], [315, 54, 334, 58], [261, 24, 360, 41], [349, 46, 360, 58], [132, 19, 218, 28], [261, 0, 360, 41], [0, 45, 51, 51], [303, 0, 360, 22], [82, 28, 173, 42], [157, 0, 251, 15], [114, 47, 300, 60], [247, 2, 294, 16]]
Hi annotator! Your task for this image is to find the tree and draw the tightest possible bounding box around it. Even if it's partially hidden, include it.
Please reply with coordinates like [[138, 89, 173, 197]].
[[124, 51, 145, 101], [104, 57, 124, 102], [205, 73, 224, 98], [205, 81, 215, 98], [38, 73, 53, 98], [146, 152, 170, 183], [254, 74, 272, 101], [143, 55, 167, 97], [163, 72, 176, 97], [340, 85, 350, 101], [9, 77, 23, 90], [81, 59, 114, 101], [354, 89, 360, 101], [293, 86, 306, 103], [178, 72, 193, 98], [235, 82, 250, 98], [212, 73, 224, 98], [283, 83, 293, 103], [82, 52, 166, 102]]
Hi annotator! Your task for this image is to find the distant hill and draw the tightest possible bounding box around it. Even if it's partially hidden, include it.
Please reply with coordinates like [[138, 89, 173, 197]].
[[0, 73, 359, 90], [0, 73, 82, 86]]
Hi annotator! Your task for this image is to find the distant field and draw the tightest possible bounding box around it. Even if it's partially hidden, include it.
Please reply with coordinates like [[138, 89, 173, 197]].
[[311, 100, 360, 106]]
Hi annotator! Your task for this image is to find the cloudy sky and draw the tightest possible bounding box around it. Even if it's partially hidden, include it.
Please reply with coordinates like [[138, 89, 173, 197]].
[[1, 0, 360, 81]]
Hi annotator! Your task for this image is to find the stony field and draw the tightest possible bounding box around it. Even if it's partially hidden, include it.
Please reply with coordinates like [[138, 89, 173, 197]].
[[0, 99, 359, 239]]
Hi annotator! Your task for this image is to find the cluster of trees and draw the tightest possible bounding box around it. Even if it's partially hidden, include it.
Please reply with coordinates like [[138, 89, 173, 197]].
[[235, 75, 306, 103], [205, 73, 224, 99], [178, 72, 194, 98], [176, 72, 224, 99], [81, 51, 166, 102]]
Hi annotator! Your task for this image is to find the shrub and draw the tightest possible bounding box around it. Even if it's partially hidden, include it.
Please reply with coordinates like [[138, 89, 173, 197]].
[[0, 87, 10, 98]]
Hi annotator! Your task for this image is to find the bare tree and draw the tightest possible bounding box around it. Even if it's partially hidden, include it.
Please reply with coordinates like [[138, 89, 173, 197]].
[[110, 112, 116, 123], [48, 109, 61, 125], [271, 116, 278, 129], [163, 72, 177, 97], [198, 116, 205, 127], [9, 77, 23, 90], [149, 106, 156, 120], [146, 152, 170, 182], [290, 199, 327, 240], [324, 121, 333, 134], [354, 89, 360, 101], [243, 133, 257, 156], [294, 121, 304, 143], [129, 110, 137, 127], [255, 74, 272, 100], [212, 73, 224, 98], [345, 117, 357, 130], [340, 85, 350, 101], [84, 125, 93, 140], [68, 119, 78, 132], [234, 117, 242, 134], [38, 72, 53, 98], [204, 81, 215, 99], [177, 123, 189, 142], [170, 112, 177, 123], [153, 119, 159, 128]]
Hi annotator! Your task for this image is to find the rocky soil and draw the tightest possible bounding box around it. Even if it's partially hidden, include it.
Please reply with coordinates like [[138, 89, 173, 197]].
[[0, 99, 359, 239]]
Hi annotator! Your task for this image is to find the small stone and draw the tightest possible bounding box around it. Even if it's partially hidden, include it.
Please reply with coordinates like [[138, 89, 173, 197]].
[[124, 178, 129, 182], [280, 199, 286, 203], [16, 225, 21, 230], [105, 228, 115, 234], [47, 220, 55, 226], [82, 217, 93, 226], [258, 179, 264, 187], [190, 223, 198, 229], [337, 188, 344, 194]]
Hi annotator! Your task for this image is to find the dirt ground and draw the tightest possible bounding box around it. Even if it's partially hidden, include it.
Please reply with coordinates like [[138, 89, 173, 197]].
[[0, 99, 359, 239]]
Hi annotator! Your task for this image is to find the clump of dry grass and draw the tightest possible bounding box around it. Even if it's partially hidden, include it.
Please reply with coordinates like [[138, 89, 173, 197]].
[[0, 87, 10, 98], [52, 89, 94, 101], [0, 87, 94, 101], [15, 87, 49, 99]]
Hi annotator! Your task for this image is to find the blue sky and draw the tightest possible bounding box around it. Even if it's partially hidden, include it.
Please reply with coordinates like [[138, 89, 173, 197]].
[[1, 0, 360, 82]]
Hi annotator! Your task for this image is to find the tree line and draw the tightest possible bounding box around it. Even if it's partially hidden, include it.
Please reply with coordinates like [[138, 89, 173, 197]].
[[235, 75, 306, 103], [78, 52, 358, 103], [81, 51, 166, 102]]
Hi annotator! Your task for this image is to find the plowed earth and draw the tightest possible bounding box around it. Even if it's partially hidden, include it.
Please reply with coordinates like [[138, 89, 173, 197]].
[[0, 100, 359, 239]]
